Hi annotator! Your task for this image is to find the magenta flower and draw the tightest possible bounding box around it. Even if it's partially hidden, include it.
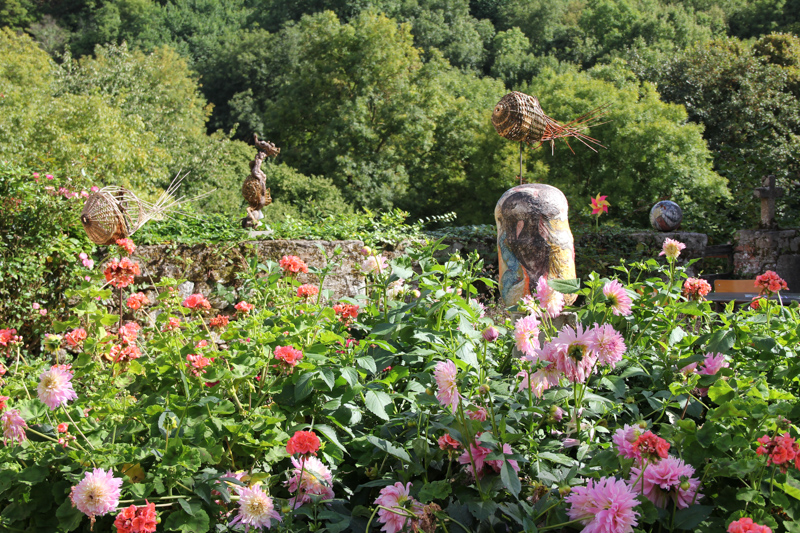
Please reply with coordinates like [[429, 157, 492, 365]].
[[457, 438, 492, 479], [517, 365, 561, 398], [230, 483, 282, 531], [660, 238, 686, 260], [1, 408, 27, 445], [70, 468, 123, 519], [514, 315, 541, 357], [37, 364, 78, 410], [433, 360, 461, 414], [374, 482, 423, 533], [629, 456, 702, 509], [603, 280, 632, 316], [566, 476, 640, 533], [486, 442, 520, 477], [612, 425, 643, 460], [285, 456, 334, 509], [535, 276, 565, 318], [589, 324, 627, 368], [698, 352, 728, 375], [482, 326, 499, 342], [552, 324, 598, 384], [466, 407, 488, 421]]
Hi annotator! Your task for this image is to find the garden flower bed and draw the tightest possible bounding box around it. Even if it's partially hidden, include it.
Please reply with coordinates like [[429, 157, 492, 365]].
[[0, 238, 798, 533]]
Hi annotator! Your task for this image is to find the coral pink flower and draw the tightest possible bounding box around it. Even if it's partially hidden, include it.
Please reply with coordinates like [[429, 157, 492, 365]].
[[659, 238, 686, 260], [755, 270, 789, 294], [333, 303, 359, 322], [230, 483, 282, 531], [1, 408, 27, 444], [57, 422, 69, 433], [535, 276, 565, 318], [433, 360, 461, 414], [285, 456, 335, 509], [566, 476, 640, 533], [756, 433, 799, 473], [517, 365, 561, 398], [70, 468, 123, 519], [632, 431, 670, 462], [438, 434, 461, 451], [612, 425, 643, 460], [274, 345, 303, 368], [374, 482, 424, 533], [728, 517, 772, 533], [126, 292, 148, 310], [514, 315, 541, 357], [235, 301, 255, 314], [629, 456, 702, 509], [279, 255, 309, 274], [209, 315, 230, 328], [114, 501, 158, 533], [0, 395, 9, 410], [118, 322, 140, 344], [589, 323, 626, 368], [161, 317, 181, 332], [287, 430, 321, 456], [297, 284, 319, 298], [103, 257, 141, 288], [552, 324, 598, 384], [186, 354, 213, 377], [111, 344, 141, 363], [37, 364, 78, 410], [64, 328, 87, 348], [115, 238, 136, 255], [603, 280, 632, 316], [682, 278, 712, 300], [183, 293, 211, 310]]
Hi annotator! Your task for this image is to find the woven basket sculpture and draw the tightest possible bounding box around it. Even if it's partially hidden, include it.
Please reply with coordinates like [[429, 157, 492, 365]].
[[492, 91, 606, 151], [81, 175, 212, 245]]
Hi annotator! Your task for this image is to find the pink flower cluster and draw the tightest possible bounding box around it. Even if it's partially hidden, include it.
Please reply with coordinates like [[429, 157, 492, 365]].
[[1, 408, 27, 445], [612, 427, 670, 463], [333, 303, 359, 322], [64, 328, 87, 348], [111, 322, 141, 363], [79, 252, 94, 269], [728, 517, 772, 533], [274, 345, 303, 370], [161, 317, 181, 332], [682, 277, 712, 300], [457, 435, 519, 481], [0, 328, 20, 352], [235, 301, 254, 314], [566, 476, 640, 533], [104, 257, 141, 288], [186, 354, 214, 377], [756, 432, 799, 473], [115, 238, 136, 255], [209, 315, 229, 328], [438, 434, 460, 451], [114, 501, 158, 533], [183, 293, 211, 310], [755, 270, 788, 294], [127, 292, 148, 310], [297, 284, 319, 298], [279, 255, 309, 274]]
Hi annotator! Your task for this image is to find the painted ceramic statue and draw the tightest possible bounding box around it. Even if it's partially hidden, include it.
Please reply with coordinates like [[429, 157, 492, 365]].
[[495, 184, 577, 308]]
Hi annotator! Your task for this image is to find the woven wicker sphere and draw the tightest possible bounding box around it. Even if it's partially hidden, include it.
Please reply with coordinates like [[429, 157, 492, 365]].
[[80, 192, 129, 245], [492, 91, 548, 144]]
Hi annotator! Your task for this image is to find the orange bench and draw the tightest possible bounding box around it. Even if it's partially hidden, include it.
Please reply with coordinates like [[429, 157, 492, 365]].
[[714, 280, 757, 293]]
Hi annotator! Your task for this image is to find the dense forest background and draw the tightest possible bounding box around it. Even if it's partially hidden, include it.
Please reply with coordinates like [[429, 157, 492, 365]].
[[1, 0, 799, 238]]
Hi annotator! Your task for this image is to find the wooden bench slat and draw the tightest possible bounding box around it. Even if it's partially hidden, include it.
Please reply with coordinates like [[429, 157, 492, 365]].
[[714, 279, 756, 293]]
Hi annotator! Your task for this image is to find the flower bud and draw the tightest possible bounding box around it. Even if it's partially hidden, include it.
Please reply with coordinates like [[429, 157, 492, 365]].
[[558, 486, 572, 498], [360, 246, 372, 256], [482, 326, 499, 343], [637, 420, 648, 429], [478, 384, 490, 396], [680, 481, 691, 491]]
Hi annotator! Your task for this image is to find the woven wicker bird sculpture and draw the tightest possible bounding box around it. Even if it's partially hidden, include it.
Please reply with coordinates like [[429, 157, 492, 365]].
[[81, 173, 210, 245], [492, 91, 607, 153], [241, 134, 280, 228]]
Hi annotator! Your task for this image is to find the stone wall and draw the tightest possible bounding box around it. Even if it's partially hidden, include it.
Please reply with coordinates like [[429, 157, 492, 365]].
[[128, 240, 370, 310], [734, 229, 800, 291]]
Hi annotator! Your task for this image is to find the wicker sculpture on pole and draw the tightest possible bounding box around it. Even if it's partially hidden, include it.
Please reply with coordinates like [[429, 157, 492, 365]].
[[80, 174, 210, 245], [492, 91, 607, 155], [241, 133, 280, 228]]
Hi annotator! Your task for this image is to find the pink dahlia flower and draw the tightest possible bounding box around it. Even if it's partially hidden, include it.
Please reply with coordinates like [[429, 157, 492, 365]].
[[466, 407, 488, 421], [433, 360, 461, 414], [286, 456, 335, 509], [230, 483, 282, 531], [514, 315, 540, 357], [37, 364, 78, 410], [70, 468, 123, 519], [603, 280, 632, 316], [362, 255, 389, 274], [612, 425, 643, 460], [566, 476, 640, 533], [535, 276, 565, 318], [552, 324, 598, 384], [1, 408, 27, 444], [589, 323, 626, 368], [629, 456, 702, 509], [457, 437, 492, 479], [517, 365, 561, 398], [698, 352, 728, 375], [374, 482, 423, 533], [660, 238, 686, 260]]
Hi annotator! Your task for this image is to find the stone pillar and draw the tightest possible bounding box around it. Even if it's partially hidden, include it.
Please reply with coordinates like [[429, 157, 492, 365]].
[[495, 184, 577, 308]]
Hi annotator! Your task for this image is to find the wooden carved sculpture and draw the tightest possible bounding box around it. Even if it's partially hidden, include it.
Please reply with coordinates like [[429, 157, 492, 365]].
[[241, 134, 280, 228]]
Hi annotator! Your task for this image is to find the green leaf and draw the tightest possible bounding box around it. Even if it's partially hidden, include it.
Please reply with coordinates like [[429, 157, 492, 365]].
[[418, 480, 452, 502], [341, 367, 360, 388], [315, 424, 347, 453], [707, 381, 736, 404], [547, 278, 581, 294], [295, 372, 315, 401], [56, 498, 84, 531], [500, 459, 521, 499], [537, 452, 575, 466], [19, 465, 48, 485], [356, 356, 377, 373], [706, 329, 735, 354], [672, 505, 714, 530], [365, 435, 410, 462], [319, 368, 335, 390], [164, 504, 210, 532], [456, 342, 479, 369], [668, 326, 687, 346], [364, 390, 391, 420]]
